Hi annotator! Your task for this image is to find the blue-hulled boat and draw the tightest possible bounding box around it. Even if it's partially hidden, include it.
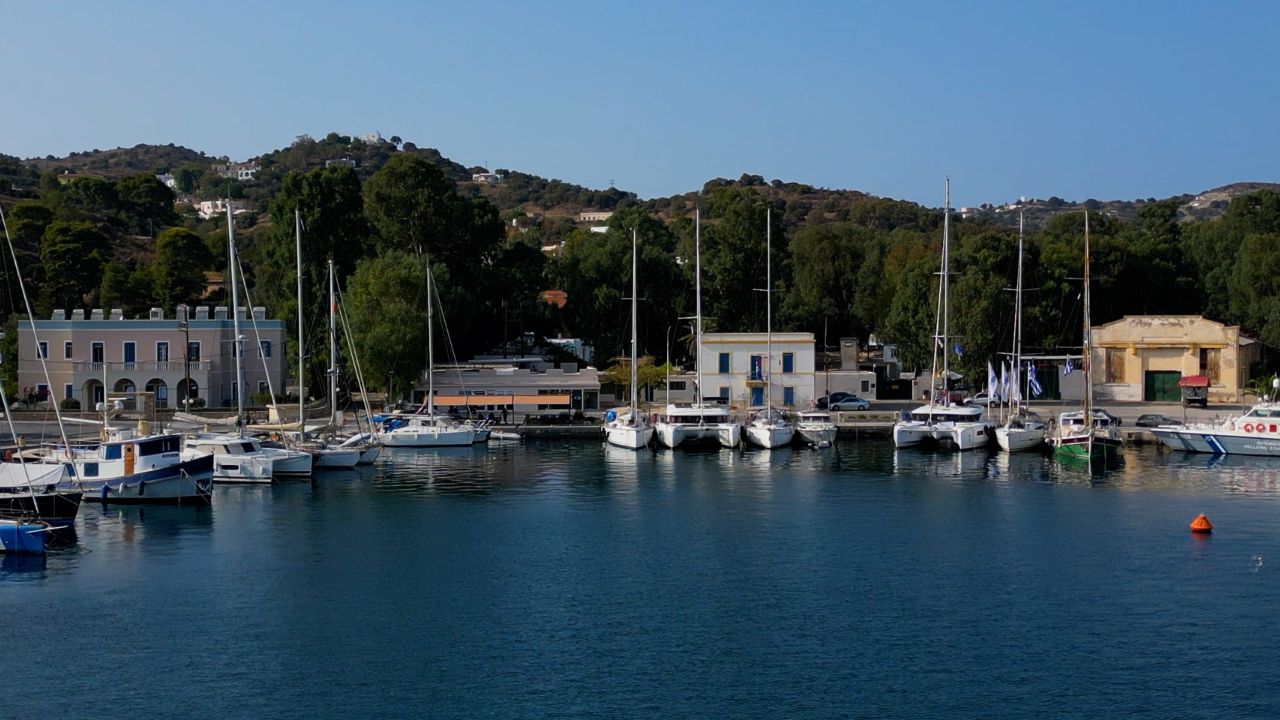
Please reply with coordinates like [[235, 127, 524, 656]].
[[0, 518, 53, 554]]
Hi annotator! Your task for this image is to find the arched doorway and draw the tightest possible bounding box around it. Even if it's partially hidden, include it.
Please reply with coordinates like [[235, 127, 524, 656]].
[[177, 378, 199, 408], [145, 379, 168, 409], [83, 379, 104, 409], [113, 378, 137, 410]]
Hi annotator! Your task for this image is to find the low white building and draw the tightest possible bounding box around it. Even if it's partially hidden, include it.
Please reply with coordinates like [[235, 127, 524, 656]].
[[197, 199, 247, 220], [698, 332, 816, 411]]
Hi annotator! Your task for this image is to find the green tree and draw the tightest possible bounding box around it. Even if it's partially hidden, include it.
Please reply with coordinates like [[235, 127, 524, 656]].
[[152, 227, 211, 308], [98, 261, 154, 317], [343, 250, 431, 392], [364, 153, 501, 268], [39, 221, 110, 311], [116, 173, 177, 235]]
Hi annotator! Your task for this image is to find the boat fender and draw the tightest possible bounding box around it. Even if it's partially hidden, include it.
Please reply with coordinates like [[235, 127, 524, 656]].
[[138, 479, 145, 497], [101, 484, 110, 500], [1244, 423, 1254, 432]]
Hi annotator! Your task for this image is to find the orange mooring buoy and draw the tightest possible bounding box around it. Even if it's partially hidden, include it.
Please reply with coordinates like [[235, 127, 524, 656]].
[[1190, 514, 1214, 533]]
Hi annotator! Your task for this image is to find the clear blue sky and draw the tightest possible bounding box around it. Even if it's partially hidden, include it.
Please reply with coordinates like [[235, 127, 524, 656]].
[[4, 1, 1277, 207]]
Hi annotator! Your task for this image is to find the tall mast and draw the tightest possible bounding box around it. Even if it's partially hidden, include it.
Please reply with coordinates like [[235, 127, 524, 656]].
[[695, 208, 704, 407], [227, 204, 245, 435], [426, 260, 435, 415], [1083, 211, 1093, 420], [296, 208, 305, 434], [1015, 211, 1026, 413], [329, 259, 338, 432], [765, 206, 773, 410], [630, 228, 639, 416], [941, 179, 951, 407]]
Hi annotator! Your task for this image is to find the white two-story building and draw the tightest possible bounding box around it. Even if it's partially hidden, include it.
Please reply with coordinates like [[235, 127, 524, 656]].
[[697, 332, 816, 411]]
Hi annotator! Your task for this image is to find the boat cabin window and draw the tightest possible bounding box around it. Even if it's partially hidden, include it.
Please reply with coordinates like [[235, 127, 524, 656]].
[[1247, 408, 1280, 418], [240, 442, 256, 453], [83, 463, 99, 477], [105, 445, 123, 460], [138, 436, 181, 456]]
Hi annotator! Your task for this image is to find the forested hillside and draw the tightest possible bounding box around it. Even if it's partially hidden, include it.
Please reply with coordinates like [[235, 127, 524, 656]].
[[3, 134, 1279, 397]]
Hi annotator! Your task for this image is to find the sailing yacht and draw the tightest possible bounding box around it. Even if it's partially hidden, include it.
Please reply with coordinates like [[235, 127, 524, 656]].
[[381, 261, 476, 447], [745, 207, 794, 449], [655, 209, 741, 450], [996, 212, 1045, 452], [1048, 211, 1123, 467], [184, 206, 313, 481], [605, 228, 655, 449], [893, 180, 992, 451]]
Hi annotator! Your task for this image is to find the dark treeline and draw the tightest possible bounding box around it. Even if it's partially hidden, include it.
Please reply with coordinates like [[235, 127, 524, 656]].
[[3, 137, 1280, 398]]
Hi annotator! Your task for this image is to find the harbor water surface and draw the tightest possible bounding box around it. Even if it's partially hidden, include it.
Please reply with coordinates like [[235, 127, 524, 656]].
[[4, 442, 1280, 718]]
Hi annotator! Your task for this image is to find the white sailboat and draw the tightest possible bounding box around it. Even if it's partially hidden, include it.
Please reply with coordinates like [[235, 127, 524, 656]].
[[893, 179, 992, 451], [604, 228, 655, 449], [381, 261, 476, 447], [745, 207, 794, 449], [186, 207, 313, 480], [655, 209, 741, 450], [996, 212, 1045, 452], [306, 259, 360, 468]]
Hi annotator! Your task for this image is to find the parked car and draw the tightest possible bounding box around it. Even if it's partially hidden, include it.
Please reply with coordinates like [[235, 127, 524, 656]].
[[830, 395, 871, 411], [816, 392, 855, 409], [967, 392, 1009, 406], [1136, 414, 1182, 428]]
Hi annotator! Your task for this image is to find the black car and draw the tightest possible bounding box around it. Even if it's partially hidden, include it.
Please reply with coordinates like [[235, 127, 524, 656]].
[[1136, 414, 1181, 428]]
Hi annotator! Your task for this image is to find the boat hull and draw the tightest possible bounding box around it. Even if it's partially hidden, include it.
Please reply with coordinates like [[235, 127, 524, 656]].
[[382, 427, 476, 447], [312, 449, 360, 469], [1150, 427, 1280, 456], [84, 455, 215, 505], [266, 450, 314, 477], [996, 426, 1045, 453], [0, 520, 49, 554], [208, 453, 274, 484], [656, 422, 740, 449], [745, 424, 795, 449], [796, 425, 837, 445], [1052, 437, 1123, 465], [893, 422, 930, 449], [0, 491, 83, 523], [605, 424, 655, 450]]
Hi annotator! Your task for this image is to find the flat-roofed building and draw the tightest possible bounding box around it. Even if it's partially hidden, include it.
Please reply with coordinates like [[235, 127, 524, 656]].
[[17, 306, 287, 410]]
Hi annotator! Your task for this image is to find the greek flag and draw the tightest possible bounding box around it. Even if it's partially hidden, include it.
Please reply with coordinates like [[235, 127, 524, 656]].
[[1063, 357, 1075, 376], [1028, 362, 1043, 397]]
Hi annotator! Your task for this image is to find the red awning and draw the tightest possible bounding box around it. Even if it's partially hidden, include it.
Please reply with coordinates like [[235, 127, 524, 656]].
[[1178, 375, 1210, 388]]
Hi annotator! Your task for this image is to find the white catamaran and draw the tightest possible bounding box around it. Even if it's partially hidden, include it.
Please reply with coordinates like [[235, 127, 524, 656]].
[[893, 180, 992, 451], [655, 209, 741, 450]]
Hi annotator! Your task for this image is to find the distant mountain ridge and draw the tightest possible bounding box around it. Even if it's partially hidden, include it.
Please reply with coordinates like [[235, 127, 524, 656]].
[[6, 139, 1276, 228]]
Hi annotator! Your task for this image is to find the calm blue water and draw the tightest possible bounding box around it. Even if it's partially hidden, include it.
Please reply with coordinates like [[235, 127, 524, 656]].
[[4, 441, 1280, 719]]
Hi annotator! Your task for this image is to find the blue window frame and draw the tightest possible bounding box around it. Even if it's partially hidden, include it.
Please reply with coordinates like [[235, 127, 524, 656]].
[[782, 352, 795, 373], [784, 386, 795, 406], [718, 353, 730, 373]]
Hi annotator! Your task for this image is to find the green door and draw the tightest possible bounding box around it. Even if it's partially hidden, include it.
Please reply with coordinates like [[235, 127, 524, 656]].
[[1144, 371, 1181, 402]]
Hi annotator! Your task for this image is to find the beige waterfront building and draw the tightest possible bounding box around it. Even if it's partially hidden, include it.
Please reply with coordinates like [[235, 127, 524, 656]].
[[16, 306, 287, 410], [1091, 315, 1259, 404]]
